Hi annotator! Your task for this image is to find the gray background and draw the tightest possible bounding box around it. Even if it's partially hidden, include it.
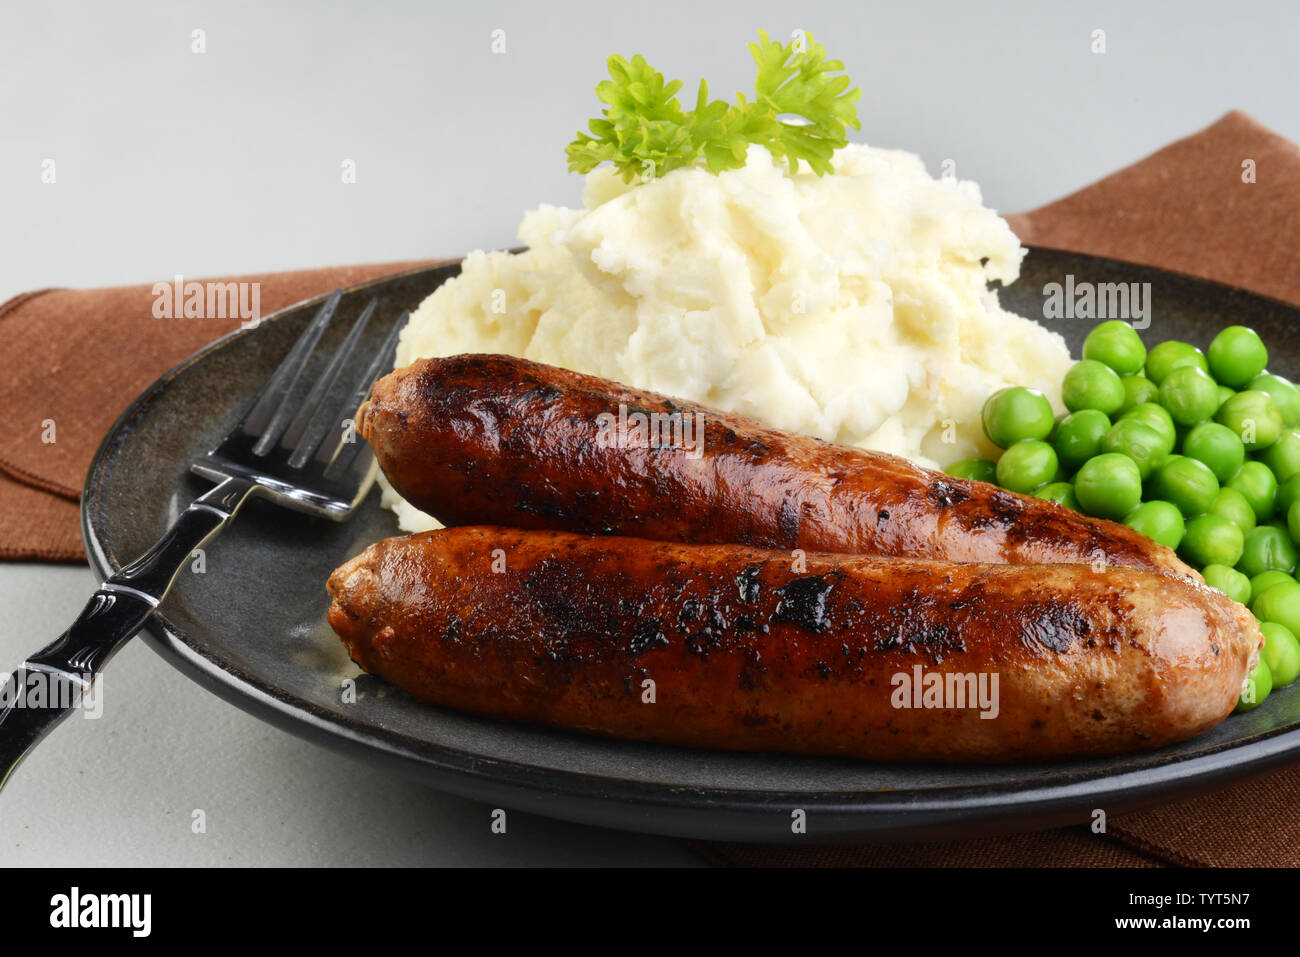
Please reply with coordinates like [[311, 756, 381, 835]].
[[0, 0, 1295, 865]]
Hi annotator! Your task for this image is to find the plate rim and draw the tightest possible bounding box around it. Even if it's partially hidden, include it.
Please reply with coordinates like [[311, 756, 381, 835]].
[[80, 250, 1300, 843]]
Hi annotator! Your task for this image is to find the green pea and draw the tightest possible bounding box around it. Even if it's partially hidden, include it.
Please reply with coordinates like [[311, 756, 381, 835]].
[[1119, 375, 1158, 414], [1217, 385, 1235, 409], [1159, 365, 1221, 426], [1288, 499, 1300, 546], [1202, 564, 1252, 605], [1248, 372, 1300, 428], [1099, 418, 1167, 480], [1033, 482, 1078, 509], [1227, 461, 1278, 521], [1149, 455, 1220, 516], [1236, 655, 1273, 712], [1239, 525, 1298, 578], [1180, 421, 1246, 482], [1120, 402, 1177, 453], [1207, 325, 1268, 388], [1250, 570, 1295, 603], [1082, 320, 1147, 375], [946, 458, 998, 484], [1123, 500, 1185, 550], [1252, 581, 1300, 635], [1052, 410, 1111, 471], [1217, 390, 1284, 451], [1210, 487, 1257, 534], [1278, 473, 1300, 516], [1062, 360, 1126, 416], [981, 387, 1056, 449], [1260, 430, 1300, 483], [1261, 622, 1300, 688], [1145, 340, 1208, 386], [995, 440, 1059, 494], [1074, 453, 1143, 520], [1178, 514, 1244, 567]]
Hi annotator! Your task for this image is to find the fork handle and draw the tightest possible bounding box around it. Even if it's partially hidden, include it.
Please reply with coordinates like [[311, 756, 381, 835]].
[[0, 476, 254, 790]]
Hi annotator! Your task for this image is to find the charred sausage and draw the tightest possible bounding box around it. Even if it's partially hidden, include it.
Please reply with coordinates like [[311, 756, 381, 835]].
[[359, 354, 1195, 578], [327, 527, 1259, 761]]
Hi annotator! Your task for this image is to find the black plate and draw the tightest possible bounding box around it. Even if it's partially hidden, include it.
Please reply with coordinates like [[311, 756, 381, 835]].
[[81, 250, 1300, 843]]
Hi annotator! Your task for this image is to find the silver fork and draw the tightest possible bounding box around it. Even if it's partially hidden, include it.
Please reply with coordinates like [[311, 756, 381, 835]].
[[0, 290, 406, 791]]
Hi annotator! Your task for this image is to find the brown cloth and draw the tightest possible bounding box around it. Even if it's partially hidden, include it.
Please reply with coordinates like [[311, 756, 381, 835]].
[[1007, 111, 1300, 306], [0, 261, 435, 560], [1, 110, 1297, 866]]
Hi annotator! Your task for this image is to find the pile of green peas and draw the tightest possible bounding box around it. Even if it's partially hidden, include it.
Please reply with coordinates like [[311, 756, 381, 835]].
[[947, 320, 1300, 713]]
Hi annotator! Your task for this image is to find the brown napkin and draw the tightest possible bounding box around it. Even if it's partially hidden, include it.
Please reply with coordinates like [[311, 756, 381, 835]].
[[0, 261, 433, 561], [2, 110, 1297, 866], [1007, 110, 1300, 307]]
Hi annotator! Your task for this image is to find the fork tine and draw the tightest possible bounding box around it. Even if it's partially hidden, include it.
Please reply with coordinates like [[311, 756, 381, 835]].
[[242, 290, 341, 448], [321, 309, 408, 472], [195, 287, 405, 520], [284, 298, 378, 468]]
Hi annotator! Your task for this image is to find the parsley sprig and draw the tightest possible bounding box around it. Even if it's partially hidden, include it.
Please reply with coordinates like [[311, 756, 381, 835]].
[[566, 30, 862, 182]]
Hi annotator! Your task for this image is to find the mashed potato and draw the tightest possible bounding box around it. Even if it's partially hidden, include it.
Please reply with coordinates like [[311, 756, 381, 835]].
[[385, 143, 1071, 531]]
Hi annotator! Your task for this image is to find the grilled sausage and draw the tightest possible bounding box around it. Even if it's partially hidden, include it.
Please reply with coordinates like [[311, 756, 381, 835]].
[[327, 527, 1260, 761], [359, 354, 1194, 578]]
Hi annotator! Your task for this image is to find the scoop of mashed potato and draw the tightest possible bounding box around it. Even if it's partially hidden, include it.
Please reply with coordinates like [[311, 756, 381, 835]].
[[386, 143, 1070, 531]]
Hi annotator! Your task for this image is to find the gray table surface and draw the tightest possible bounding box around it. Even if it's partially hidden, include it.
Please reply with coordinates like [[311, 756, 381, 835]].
[[1, 0, 1295, 866]]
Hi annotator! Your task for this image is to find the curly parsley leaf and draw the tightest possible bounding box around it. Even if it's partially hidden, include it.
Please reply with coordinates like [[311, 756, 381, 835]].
[[565, 30, 861, 181], [566, 54, 695, 181], [749, 30, 862, 176]]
